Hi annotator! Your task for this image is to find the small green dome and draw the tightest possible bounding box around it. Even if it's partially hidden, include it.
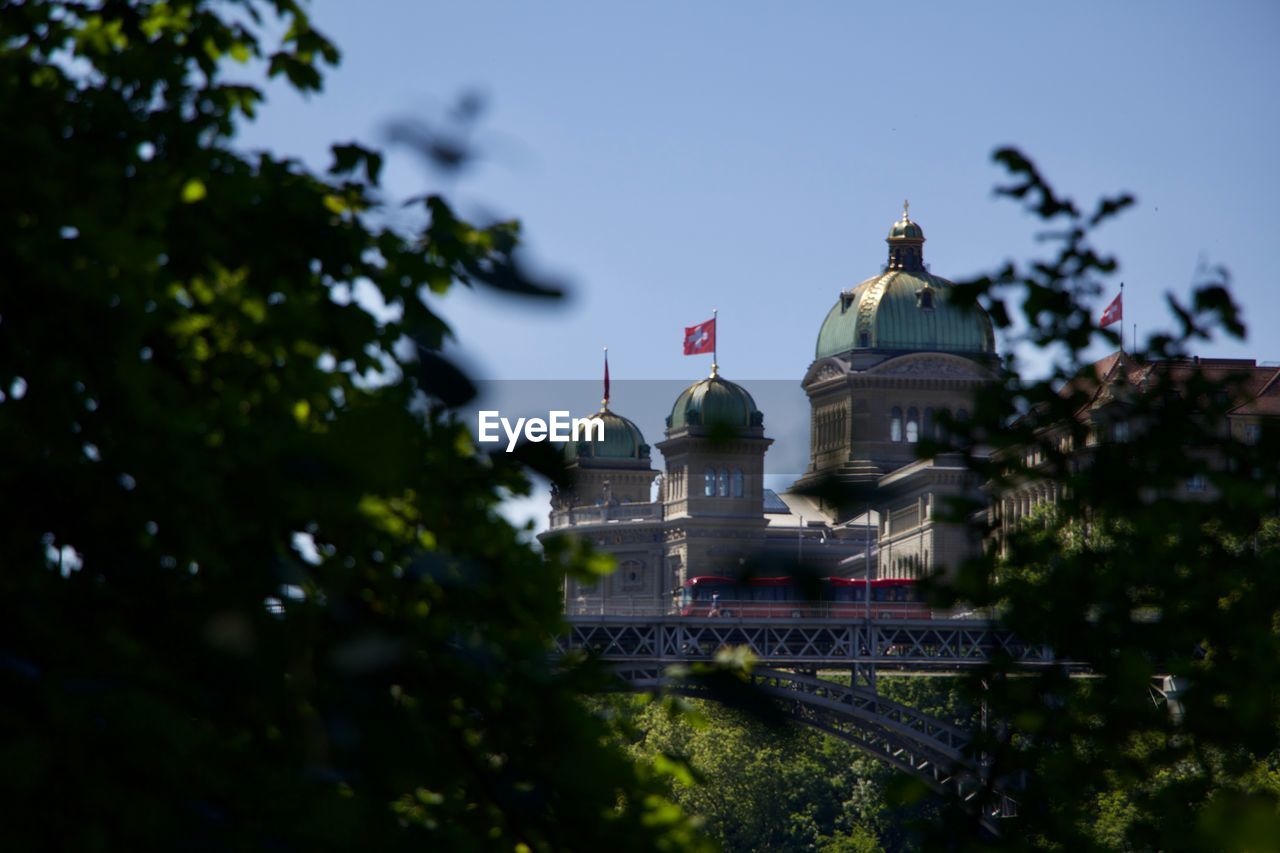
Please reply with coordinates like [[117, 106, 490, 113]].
[[667, 374, 763, 431], [888, 218, 924, 240], [563, 408, 650, 461], [888, 202, 925, 240]]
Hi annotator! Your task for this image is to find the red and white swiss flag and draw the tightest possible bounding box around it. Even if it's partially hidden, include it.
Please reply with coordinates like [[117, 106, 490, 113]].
[[683, 318, 716, 355], [1100, 292, 1123, 328]]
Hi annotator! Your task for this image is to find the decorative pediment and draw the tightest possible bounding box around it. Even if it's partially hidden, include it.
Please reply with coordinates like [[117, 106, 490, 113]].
[[802, 357, 851, 387], [867, 353, 994, 380]]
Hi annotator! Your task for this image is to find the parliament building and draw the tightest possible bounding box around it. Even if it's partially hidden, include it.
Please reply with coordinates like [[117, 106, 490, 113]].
[[541, 207, 1005, 613], [541, 206, 1279, 614]]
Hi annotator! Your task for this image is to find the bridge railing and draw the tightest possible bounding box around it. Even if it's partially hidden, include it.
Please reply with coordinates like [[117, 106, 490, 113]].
[[564, 598, 673, 617], [549, 502, 662, 529], [680, 600, 933, 619], [563, 599, 1000, 621]]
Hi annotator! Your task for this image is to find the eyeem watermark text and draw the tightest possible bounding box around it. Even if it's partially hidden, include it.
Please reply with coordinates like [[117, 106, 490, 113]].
[[477, 411, 604, 452]]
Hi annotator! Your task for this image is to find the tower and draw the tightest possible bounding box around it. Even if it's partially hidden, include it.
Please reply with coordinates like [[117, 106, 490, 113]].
[[800, 204, 999, 487], [656, 367, 772, 588], [788, 206, 999, 578], [548, 373, 664, 613]]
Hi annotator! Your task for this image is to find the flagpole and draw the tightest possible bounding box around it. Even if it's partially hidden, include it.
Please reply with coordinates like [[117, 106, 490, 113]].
[[1119, 282, 1125, 355], [711, 307, 718, 378], [602, 346, 609, 408]]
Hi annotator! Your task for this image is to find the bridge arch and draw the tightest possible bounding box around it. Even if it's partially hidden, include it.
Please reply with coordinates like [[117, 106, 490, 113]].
[[609, 663, 1015, 834]]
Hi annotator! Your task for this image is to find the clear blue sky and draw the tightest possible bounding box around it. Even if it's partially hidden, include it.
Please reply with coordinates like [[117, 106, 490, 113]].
[[235, 1, 1280, 532], [238, 0, 1280, 390]]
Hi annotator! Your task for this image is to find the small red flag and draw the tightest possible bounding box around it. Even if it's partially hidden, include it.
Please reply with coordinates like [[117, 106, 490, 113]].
[[683, 318, 716, 355], [1100, 292, 1123, 328]]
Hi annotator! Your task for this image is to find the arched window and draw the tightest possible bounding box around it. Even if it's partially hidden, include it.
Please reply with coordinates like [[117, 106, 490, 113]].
[[936, 408, 949, 443], [731, 468, 744, 498], [906, 407, 919, 443], [717, 468, 729, 497], [704, 467, 716, 497], [923, 407, 935, 441], [890, 407, 903, 442]]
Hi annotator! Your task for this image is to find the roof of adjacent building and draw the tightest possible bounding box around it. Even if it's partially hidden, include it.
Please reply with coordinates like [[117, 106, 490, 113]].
[[1066, 351, 1280, 419]]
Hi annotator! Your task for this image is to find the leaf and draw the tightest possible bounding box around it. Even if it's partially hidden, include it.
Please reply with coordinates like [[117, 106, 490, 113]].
[[181, 178, 207, 203], [412, 348, 476, 407]]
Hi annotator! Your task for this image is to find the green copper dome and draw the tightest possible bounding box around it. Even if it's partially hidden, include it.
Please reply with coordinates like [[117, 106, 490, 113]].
[[815, 270, 995, 359], [816, 208, 995, 360], [667, 373, 763, 431], [563, 408, 650, 462]]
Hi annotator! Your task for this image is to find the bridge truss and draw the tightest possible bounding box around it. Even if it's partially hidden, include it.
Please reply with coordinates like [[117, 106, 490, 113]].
[[560, 615, 1059, 683]]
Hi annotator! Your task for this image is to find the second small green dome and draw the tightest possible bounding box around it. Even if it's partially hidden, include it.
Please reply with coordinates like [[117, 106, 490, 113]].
[[667, 374, 763, 431]]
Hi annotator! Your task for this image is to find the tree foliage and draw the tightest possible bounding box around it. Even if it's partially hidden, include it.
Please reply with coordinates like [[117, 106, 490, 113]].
[[0, 2, 705, 849], [926, 149, 1280, 849], [616, 677, 972, 852]]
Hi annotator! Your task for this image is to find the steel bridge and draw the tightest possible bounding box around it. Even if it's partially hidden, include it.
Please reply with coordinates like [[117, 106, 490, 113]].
[[560, 614, 1059, 681], [560, 615, 1058, 832]]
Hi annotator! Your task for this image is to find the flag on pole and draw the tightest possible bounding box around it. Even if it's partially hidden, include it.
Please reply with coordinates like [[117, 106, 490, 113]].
[[1100, 291, 1123, 328], [602, 348, 610, 406], [683, 318, 716, 355]]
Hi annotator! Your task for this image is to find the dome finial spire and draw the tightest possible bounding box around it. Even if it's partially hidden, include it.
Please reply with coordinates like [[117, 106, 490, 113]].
[[886, 202, 925, 270]]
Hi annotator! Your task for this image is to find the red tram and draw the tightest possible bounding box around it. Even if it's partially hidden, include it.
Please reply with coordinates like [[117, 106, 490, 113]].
[[677, 576, 930, 619]]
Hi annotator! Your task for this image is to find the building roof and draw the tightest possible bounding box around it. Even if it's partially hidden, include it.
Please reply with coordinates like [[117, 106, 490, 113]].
[[816, 270, 996, 359], [762, 489, 837, 527], [1227, 364, 1280, 415], [1065, 351, 1280, 420], [762, 488, 791, 513]]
